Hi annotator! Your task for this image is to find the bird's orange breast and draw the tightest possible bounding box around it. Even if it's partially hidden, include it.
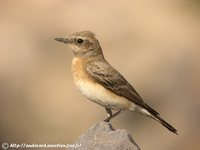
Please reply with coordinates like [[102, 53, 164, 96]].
[[71, 57, 89, 81]]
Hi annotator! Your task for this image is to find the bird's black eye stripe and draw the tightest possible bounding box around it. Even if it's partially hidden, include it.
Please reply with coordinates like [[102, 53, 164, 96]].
[[77, 38, 84, 44]]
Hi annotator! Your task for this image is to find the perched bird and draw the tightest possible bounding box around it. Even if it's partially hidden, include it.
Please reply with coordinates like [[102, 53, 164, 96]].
[[55, 31, 177, 134]]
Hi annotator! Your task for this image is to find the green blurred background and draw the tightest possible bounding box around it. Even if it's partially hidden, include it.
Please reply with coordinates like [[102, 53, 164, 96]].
[[0, 0, 199, 150]]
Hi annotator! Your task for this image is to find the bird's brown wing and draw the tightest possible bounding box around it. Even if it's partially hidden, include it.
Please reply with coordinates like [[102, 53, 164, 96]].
[[85, 61, 159, 116]]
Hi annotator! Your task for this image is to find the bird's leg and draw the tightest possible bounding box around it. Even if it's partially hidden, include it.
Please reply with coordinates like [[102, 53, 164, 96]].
[[104, 109, 122, 122], [105, 108, 112, 117]]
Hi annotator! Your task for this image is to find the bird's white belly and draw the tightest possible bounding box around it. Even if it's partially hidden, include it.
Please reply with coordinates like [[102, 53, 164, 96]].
[[74, 79, 132, 110]]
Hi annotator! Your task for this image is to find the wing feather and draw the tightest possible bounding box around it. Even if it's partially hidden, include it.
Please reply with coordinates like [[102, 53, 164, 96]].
[[85, 61, 159, 116]]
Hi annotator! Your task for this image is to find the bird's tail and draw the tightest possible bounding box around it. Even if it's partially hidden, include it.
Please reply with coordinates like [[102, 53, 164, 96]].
[[139, 104, 178, 134], [131, 103, 178, 134], [154, 115, 178, 134]]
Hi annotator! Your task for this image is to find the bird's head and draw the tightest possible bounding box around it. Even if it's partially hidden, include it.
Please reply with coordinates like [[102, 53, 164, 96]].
[[55, 31, 103, 58]]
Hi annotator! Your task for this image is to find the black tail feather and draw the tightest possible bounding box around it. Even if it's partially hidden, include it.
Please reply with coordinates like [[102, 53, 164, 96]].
[[155, 115, 178, 134]]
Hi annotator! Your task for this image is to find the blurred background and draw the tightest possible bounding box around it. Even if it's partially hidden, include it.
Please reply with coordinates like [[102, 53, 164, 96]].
[[0, 0, 200, 150]]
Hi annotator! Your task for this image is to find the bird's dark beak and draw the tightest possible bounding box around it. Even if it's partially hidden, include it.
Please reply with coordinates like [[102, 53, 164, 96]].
[[54, 38, 69, 43]]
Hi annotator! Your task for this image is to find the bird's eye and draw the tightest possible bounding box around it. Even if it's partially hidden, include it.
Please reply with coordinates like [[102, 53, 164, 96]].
[[77, 38, 84, 44]]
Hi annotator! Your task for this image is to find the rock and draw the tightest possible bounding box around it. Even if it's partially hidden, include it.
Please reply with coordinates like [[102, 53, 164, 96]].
[[68, 121, 140, 150]]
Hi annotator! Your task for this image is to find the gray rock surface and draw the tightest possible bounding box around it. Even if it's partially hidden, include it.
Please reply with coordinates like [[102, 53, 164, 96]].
[[68, 121, 140, 150]]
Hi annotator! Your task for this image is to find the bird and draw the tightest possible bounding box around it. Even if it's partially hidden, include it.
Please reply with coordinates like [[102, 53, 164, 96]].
[[55, 31, 177, 134]]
